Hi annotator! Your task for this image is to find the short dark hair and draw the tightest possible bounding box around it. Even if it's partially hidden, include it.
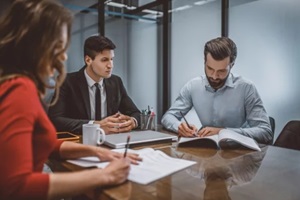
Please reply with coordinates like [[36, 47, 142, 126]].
[[84, 36, 116, 60], [204, 37, 237, 64]]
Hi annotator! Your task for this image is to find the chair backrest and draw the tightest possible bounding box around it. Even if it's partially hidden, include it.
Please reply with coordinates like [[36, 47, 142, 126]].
[[269, 116, 275, 134], [273, 120, 300, 151], [268, 116, 275, 144]]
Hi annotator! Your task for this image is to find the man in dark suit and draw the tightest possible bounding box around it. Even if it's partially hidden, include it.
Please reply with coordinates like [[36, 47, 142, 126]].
[[48, 35, 140, 134]]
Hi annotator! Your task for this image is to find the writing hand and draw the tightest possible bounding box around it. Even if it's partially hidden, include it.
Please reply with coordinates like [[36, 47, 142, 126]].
[[101, 158, 131, 185], [178, 122, 198, 137], [197, 127, 223, 137]]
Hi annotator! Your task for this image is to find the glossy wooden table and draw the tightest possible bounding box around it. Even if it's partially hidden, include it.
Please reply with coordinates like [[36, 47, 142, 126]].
[[48, 138, 300, 200]]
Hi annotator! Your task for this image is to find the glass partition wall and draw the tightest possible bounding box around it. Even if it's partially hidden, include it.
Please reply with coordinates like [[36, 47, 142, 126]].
[[170, 0, 222, 126], [61, 0, 166, 121], [61, 0, 300, 139], [229, 0, 300, 140]]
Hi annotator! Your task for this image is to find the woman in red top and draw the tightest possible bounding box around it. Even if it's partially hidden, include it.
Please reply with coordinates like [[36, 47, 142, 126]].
[[0, 0, 141, 199]]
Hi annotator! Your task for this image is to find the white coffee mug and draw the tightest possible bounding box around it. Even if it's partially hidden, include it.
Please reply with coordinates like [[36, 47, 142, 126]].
[[82, 124, 106, 146]]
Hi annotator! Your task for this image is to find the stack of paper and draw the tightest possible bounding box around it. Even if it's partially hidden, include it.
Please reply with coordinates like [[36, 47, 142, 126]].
[[67, 148, 196, 185]]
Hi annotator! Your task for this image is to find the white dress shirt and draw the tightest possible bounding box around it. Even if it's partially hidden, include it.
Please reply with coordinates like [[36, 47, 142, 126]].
[[84, 69, 107, 120]]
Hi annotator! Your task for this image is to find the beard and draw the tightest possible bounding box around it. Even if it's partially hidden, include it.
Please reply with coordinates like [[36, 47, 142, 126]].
[[205, 73, 229, 90]]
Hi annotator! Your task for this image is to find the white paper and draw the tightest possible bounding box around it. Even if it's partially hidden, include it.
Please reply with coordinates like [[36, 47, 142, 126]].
[[67, 156, 101, 167], [218, 129, 261, 151], [67, 148, 196, 185]]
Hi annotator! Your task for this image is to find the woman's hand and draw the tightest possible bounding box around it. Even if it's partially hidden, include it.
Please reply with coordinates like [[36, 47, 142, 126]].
[[94, 147, 142, 165], [100, 158, 131, 185]]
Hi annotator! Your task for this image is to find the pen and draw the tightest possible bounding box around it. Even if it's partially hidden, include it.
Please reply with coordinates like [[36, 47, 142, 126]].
[[198, 126, 204, 132], [146, 110, 155, 129], [179, 111, 192, 129], [196, 126, 205, 136], [180, 111, 197, 137], [146, 115, 151, 129], [124, 135, 130, 157]]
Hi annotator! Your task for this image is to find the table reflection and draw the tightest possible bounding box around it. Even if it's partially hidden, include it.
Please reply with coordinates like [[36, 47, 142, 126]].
[[171, 146, 267, 200]]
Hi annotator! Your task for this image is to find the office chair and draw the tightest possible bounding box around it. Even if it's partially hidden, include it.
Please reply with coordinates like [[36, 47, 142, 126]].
[[273, 120, 300, 151], [269, 116, 275, 134], [268, 116, 275, 144]]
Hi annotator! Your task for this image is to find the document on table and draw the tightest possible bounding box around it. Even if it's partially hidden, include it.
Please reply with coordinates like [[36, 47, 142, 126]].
[[67, 148, 196, 185]]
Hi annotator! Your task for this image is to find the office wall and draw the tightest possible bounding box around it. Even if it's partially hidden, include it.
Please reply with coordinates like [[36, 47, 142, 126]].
[[67, 13, 98, 72], [229, 0, 300, 140], [170, 0, 221, 126], [105, 18, 129, 86], [65, 0, 300, 140], [170, 0, 300, 140], [127, 20, 158, 114], [67, 10, 157, 114], [67, 0, 222, 125], [67, 13, 128, 84]]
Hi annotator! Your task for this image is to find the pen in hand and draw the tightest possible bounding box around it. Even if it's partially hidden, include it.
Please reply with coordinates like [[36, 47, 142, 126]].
[[179, 111, 197, 137], [124, 135, 131, 158], [197, 126, 204, 136], [179, 111, 192, 129]]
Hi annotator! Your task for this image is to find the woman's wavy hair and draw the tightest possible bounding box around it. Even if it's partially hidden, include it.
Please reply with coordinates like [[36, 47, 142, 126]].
[[0, 0, 73, 104]]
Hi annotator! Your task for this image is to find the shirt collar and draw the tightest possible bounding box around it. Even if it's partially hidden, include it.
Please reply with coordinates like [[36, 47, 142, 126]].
[[84, 68, 104, 88], [225, 73, 234, 88], [204, 73, 234, 91]]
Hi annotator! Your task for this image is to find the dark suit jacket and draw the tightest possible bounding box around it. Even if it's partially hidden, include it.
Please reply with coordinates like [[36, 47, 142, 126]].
[[48, 67, 140, 134]]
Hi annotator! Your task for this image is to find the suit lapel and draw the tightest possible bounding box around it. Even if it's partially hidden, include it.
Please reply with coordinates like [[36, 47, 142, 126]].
[[77, 67, 91, 119]]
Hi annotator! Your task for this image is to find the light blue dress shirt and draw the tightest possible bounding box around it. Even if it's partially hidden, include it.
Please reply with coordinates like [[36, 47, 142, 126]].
[[161, 73, 272, 144]]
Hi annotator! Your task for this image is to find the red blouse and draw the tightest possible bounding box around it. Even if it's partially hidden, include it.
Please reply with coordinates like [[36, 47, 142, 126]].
[[0, 76, 63, 199]]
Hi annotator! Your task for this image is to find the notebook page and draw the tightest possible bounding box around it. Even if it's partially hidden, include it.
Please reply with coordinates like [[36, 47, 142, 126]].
[[67, 148, 196, 185]]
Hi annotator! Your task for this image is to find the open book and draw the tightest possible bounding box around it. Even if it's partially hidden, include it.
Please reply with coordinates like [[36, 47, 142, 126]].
[[67, 148, 196, 185], [178, 129, 261, 151]]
